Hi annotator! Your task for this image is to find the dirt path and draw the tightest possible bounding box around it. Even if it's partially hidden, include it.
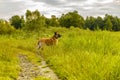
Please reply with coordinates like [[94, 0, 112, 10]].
[[17, 54, 60, 80]]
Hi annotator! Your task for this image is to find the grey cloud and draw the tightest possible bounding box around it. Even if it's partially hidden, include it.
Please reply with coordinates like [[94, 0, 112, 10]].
[[0, 0, 120, 19], [34, 0, 66, 6], [0, 0, 27, 19]]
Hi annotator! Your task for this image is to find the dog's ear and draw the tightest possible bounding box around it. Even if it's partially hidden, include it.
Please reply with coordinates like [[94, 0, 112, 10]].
[[54, 32, 57, 35]]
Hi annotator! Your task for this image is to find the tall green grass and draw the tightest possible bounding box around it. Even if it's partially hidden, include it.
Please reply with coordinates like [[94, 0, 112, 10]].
[[0, 36, 19, 80], [0, 32, 41, 80], [41, 27, 120, 80], [1, 27, 120, 80]]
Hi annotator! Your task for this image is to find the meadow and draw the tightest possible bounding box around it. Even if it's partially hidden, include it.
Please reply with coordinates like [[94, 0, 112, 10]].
[[0, 27, 120, 80]]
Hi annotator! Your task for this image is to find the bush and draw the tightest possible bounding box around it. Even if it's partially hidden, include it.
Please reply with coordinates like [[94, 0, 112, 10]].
[[0, 19, 15, 34]]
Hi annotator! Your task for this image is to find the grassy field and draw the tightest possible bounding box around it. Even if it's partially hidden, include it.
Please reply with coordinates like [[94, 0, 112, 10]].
[[0, 27, 120, 80], [0, 31, 42, 80]]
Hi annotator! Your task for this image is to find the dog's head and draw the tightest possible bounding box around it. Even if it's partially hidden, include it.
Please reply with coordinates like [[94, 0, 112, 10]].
[[54, 32, 61, 39]]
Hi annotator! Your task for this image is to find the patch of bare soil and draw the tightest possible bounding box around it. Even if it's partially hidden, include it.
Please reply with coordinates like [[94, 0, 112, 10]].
[[17, 54, 60, 80]]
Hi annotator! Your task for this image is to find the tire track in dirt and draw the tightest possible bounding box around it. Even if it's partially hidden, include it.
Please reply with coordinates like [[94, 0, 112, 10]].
[[17, 54, 60, 80]]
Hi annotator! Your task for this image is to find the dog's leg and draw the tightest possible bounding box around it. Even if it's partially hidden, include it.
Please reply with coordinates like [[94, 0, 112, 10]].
[[36, 41, 42, 54], [37, 41, 42, 49]]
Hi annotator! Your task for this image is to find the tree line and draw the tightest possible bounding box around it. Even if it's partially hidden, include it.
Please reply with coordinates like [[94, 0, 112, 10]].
[[0, 10, 120, 34]]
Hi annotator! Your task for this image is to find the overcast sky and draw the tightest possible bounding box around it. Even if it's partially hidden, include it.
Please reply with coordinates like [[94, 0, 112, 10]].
[[0, 0, 120, 20]]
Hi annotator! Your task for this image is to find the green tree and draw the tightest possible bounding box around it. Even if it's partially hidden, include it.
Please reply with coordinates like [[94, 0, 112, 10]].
[[111, 16, 120, 31], [94, 16, 104, 30], [25, 10, 46, 31], [0, 19, 15, 34], [59, 10, 84, 28], [104, 18, 113, 30], [9, 15, 24, 29], [84, 16, 90, 29], [85, 16, 96, 30], [21, 16, 25, 29], [49, 15, 59, 27]]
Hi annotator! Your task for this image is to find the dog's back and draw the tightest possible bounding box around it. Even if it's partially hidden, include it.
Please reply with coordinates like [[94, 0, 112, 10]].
[[37, 32, 61, 50]]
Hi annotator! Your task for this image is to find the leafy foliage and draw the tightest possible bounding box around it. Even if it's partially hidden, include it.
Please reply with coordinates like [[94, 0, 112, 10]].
[[9, 15, 25, 29], [59, 10, 84, 28], [1, 10, 120, 34], [45, 15, 59, 27], [0, 19, 15, 34], [25, 10, 46, 31]]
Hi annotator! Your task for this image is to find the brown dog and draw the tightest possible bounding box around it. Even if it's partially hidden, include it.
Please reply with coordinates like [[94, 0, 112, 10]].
[[37, 32, 61, 50]]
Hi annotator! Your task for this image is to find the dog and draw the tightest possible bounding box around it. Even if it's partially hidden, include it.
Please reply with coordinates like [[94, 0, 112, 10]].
[[37, 32, 61, 50]]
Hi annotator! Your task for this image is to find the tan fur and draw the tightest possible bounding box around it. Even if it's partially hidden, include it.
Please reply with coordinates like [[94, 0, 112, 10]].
[[37, 32, 61, 50]]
